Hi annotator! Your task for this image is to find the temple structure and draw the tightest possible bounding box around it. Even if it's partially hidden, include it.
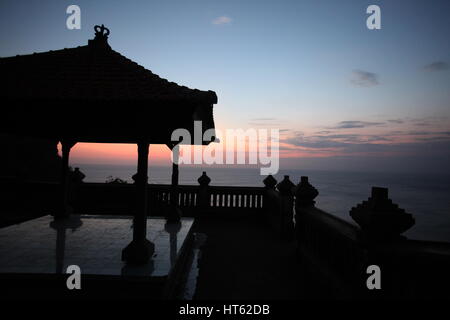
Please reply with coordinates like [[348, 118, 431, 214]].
[[0, 25, 218, 264]]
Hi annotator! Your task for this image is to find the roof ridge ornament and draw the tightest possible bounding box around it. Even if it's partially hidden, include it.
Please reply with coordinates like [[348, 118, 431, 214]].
[[88, 24, 111, 48], [94, 24, 110, 40]]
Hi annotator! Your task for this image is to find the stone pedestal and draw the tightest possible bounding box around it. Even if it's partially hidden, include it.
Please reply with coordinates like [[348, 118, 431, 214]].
[[276, 175, 295, 240], [121, 238, 155, 264], [350, 187, 415, 242], [295, 176, 319, 208], [197, 172, 211, 211]]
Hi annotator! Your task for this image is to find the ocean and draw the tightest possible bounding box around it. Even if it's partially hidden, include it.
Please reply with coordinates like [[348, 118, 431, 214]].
[[73, 164, 450, 242]]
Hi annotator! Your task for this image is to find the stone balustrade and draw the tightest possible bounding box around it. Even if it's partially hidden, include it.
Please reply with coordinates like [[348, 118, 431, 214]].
[[2, 173, 450, 298]]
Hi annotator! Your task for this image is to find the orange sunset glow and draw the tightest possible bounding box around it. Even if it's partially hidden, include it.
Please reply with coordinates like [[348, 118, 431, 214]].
[[69, 143, 172, 165]]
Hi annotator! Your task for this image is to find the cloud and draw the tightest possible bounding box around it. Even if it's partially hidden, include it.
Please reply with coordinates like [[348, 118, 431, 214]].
[[330, 121, 384, 129], [283, 120, 450, 153], [280, 126, 450, 173], [248, 117, 285, 127], [350, 70, 379, 87], [408, 116, 449, 128], [323, 134, 390, 142], [284, 137, 347, 149], [282, 131, 392, 150], [250, 117, 276, 121], [381, 116, 447, 128], [280, 151, 450, 174], [212, 16, 232, 25], [248, 122, 284, 126], [423, 61, 449, 72], [413, 121, 431, 127], [405, 130, 450, 137], [416, 136, 450, 142], [387, 119, 404, 124], [283, 134, 450, 155]]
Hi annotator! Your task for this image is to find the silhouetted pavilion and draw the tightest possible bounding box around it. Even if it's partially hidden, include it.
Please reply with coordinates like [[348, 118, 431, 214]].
[[0, 25, 217, 263]]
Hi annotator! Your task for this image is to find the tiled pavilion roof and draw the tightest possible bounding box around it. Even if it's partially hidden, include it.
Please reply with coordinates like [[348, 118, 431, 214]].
[[0, 27, 217, 104], [0, 25, 217, 144]]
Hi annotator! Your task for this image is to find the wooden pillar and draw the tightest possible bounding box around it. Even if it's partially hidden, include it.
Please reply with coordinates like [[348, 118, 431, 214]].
[[171, 162, 179, 188], [134, 142, 149, 241], [171, 148, 179, 203], [56, 140, 75, 219], [122, 142, 155, 264], [167, 147, 181, 222]]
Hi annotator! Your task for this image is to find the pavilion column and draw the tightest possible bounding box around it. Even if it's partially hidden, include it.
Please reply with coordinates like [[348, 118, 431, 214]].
[[171, 163, 179, 189], [171, 147, 179, 203], [167, 147, 181, 222], [122, 141, 155, 264], [56, 140, 75, 219]]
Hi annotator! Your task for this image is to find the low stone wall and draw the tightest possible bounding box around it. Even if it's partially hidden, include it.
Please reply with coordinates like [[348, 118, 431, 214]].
[[2, 174, 450, 299], [294, 178, 450, 299]]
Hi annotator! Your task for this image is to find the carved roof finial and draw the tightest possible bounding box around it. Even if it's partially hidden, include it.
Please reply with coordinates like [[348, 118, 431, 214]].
[[89, 24, 111, 48], [94, 24, 110, 41]]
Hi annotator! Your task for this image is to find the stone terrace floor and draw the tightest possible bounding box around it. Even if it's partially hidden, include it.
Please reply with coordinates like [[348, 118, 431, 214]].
[[191, 217, 305, 300], [0, 214, 306, 299], [0, 215, 193, 277]]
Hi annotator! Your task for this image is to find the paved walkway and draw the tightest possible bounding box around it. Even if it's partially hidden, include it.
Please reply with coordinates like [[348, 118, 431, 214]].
[[191, 217, 305, 300]]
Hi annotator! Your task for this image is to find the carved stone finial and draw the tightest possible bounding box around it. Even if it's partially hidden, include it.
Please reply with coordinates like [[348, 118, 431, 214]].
[[89, 24, 111, 48], [350, 187, 415, 241], [276, 175, 295, 195], [94, 24, 110, 40], [263, 175, 277, 189], [295, 176, 319, 207], [197, 171, 211, 187]]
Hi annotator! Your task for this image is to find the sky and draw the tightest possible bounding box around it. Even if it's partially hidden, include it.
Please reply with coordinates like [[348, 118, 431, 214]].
[[1, 0, 449, 173]]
